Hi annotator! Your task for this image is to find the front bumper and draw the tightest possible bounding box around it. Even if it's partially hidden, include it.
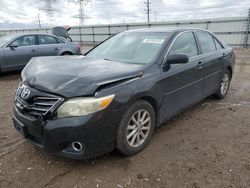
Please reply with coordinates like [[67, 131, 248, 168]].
[[13, 105, 124, 160]]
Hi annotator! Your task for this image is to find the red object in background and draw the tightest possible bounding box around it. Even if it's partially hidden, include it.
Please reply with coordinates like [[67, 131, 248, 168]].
[[77, 44, 81, 49], [64, 26, 72, 31]]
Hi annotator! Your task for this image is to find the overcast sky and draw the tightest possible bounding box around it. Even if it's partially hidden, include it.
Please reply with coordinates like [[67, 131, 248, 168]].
[[0, 0, 249, 29]]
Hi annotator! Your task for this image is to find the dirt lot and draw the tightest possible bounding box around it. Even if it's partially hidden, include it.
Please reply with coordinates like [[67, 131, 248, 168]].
[[0, 48, 250, 188]]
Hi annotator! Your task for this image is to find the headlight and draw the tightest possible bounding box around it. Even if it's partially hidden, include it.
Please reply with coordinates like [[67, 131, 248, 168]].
[[57, 94, 115, 118]]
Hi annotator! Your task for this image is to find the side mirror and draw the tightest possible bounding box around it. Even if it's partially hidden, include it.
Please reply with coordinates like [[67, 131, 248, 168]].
[[165, 54, 189, 65], [8, 44, 18, 49]]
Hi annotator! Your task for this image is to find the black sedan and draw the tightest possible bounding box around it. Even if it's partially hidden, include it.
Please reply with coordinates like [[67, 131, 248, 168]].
[[13, 28, 235, 159]]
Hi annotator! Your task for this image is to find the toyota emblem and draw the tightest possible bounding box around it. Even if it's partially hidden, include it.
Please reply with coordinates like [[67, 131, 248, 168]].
[[21, 87, 31, 99]]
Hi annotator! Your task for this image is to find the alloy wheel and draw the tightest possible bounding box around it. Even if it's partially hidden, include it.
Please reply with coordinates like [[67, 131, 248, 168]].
[[220, 73, 230, 96], [126, 109, 151, 148]]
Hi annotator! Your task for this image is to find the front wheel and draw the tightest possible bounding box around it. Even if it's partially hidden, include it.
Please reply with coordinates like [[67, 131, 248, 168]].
[[116, 100, 155, 156], [214, 69, 231, 99]]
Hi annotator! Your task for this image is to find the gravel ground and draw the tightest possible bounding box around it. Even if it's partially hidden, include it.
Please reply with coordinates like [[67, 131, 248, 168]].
[[0, 48, 250, 188]]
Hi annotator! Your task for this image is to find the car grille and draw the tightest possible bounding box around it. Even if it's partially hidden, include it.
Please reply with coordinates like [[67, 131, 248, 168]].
[[16, 96, 61, 118], [31, 97, 60, 116], [15, 83, 63, 119]]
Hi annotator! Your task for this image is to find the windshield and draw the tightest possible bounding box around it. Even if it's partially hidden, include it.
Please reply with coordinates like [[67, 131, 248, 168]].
[[0, 35, 14, 46], [87, 32, 170, 64]]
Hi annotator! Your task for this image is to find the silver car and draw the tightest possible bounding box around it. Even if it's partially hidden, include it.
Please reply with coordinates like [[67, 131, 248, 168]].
[[0, 33, 81, 73]]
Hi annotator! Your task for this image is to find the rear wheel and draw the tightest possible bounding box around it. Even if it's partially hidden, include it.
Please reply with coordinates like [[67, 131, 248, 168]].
[[61, 52, 73, 56], [214, 69, 231, 99], [116, 100, 155, 156]]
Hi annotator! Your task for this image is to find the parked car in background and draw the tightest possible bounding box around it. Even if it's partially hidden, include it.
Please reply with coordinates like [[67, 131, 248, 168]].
[[13, 28, 235, 160], [0, 33, 81, 73]]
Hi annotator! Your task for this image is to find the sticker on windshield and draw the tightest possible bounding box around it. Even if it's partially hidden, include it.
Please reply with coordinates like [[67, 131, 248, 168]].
[[142, 38, 164, 44]]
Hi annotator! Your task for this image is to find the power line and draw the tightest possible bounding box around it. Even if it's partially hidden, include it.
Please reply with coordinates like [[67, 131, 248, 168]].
[[83, 4, 249, 18], [69, 0, 91, 26], [40, 0, 59, 26]]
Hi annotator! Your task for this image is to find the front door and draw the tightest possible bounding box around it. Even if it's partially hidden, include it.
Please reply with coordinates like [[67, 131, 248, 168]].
[[4, 35, 38, 70], [159, 31, 203, 121]]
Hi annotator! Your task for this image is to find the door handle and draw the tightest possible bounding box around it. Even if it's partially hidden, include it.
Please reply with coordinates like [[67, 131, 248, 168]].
[[31, 49, 37, 52], [196, 61, 203, 69], [54, 47, 59, 50]]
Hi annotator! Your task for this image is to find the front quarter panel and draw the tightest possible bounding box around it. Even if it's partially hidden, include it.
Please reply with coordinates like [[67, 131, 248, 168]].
[[94, 64, 163, 124]]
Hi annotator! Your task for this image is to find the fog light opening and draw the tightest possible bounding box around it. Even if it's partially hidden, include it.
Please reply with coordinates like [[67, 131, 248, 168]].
[[72, 141, 83, 152]]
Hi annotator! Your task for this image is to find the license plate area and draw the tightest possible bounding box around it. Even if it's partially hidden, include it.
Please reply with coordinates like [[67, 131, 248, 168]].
[[13, 117, 28, 138]]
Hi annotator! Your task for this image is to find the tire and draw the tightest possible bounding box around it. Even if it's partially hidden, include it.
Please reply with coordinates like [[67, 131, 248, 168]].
[[214, 69, 231, 99], [116, 100, 155, 156]]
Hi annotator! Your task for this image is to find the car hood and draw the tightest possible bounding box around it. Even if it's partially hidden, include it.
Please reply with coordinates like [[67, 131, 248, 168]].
[[22, 56, 145, 98]]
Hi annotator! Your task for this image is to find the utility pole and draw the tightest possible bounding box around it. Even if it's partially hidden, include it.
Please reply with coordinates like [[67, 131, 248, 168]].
[[69, 0, 91, 26], [37, 12, 42, 28], [40, 0, 59, 26], [144, 0, 151, 23]]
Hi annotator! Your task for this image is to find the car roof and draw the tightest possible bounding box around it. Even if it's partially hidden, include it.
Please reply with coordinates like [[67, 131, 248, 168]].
[[125, 27, 209, 34], [3, 33, 58, 38]]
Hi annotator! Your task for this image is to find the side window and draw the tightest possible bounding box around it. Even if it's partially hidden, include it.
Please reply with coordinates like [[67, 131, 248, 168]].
[[196, 32, 216, 53], [168, 32, 198, 58], [38, 35, 58, 45], [11, 35, 35, 46], [56, 37, 66, 43], [213, 38, 223, 50]]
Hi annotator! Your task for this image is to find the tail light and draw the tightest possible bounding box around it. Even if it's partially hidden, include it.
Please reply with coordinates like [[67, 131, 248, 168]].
[[77, 44, 81, 49]]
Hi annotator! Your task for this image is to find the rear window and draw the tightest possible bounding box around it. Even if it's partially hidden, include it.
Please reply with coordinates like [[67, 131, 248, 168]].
[[56, 37, 66, 43], [196, 31, 216, 53], [213, 38, 223, 50]]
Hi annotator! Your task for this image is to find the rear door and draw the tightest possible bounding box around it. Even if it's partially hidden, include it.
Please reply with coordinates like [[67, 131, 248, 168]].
[[159, 31, 203, 120], [37, 35, 63, 56], [195, 31, 225, 97], [3, 35, 38, 70]]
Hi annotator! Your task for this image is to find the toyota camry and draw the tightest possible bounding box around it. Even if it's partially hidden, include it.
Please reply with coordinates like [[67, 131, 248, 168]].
[[13, 28, 235, 159]]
